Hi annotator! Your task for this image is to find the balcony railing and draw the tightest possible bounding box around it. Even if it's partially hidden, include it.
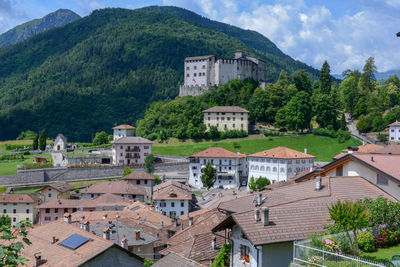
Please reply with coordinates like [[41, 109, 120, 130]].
[[125, 147, 141, 152], [125, 153, 141, 159]]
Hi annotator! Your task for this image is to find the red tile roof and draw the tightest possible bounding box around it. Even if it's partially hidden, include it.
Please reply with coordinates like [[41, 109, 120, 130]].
[[351, 153, 400, 182], [344, 144, 384, 153], [80, 181, 146, 195], [124, 170, 156, 180], [0, 194, 37, 204], [153, 183, 192, 201], [112, 124, 136, 129], [389, 120, 400, 127], [249, 146, 315, 159], [41, 181, 73, 193], [373, 144, 400, 155], [153, 252, 204, 267], [191, 147, 245, 158]]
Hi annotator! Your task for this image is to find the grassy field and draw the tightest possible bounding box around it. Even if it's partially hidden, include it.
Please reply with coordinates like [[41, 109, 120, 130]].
[[152, 134, 361, 162], [362, 244, 400, 262], [67, 178, 121, 190], [0, 154, 51, 176], [0, 140, 33, 153]]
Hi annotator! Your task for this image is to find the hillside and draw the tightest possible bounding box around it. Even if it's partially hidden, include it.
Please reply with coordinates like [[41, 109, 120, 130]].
[[0, 9, 81, 47], [0, 6, 321, 141]]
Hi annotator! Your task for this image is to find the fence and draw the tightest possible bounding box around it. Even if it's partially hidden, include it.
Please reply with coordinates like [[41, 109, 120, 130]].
[[293, 241, 385, 267]]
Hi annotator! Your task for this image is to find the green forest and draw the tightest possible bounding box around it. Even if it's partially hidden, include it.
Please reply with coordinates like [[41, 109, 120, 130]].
[[0, 6, 323, 141]]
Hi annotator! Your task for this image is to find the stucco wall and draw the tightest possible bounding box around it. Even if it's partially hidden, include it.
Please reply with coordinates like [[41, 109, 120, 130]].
[[156, 199, 189, 217], [82, 246, 143, 267], [262, 241, 293, 267], [231, 225, 258, 267], [3, 203, 36, 226], [203, 111, 249, 133]]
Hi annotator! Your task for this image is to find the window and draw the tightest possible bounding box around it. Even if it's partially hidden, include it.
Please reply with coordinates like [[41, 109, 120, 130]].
[[301, 159, 306, 164], [211, 159, 214, 164], [202, 65, 205, 69], [64, 208, 68, 213], [217, 117, 219, 121], [54, 216, 58, 220], [222, 112, 225, 115], [136, 180, 140, 185], [217, 123, 219, 127], [181, 201, 185, 207], [13, 209, 16, 214], [48, 193, 52, 198], [45, 208, 50, 214], [3, 209, 6, 214], [44, 217, 51, 221], [266, 167, 270, 172], [288, 168, 292, 173], [55, 208, 58, 213], [296, 160, 300, 164], [227, 117, 231, 120], [240, 245, 250, 259], [229, 160, 232, 165], [186, 67, 190, 70], [194, 73, 197, 77], [120, 146, 123, 149], [233, 124, 235, 128], [26, 209, 29, 214], [287, 160, 292, 164], [233, 117, 235, 121], [160, 201, 166, 208], [186, 74, 190, 77], [241, 117, 243, 121], [144, 179, 148, 184], [72, 208, 77, 212], [336, 166, 343, 176], [260, 166, 265, 171], [221, 117, 225, 121], [199, 72, 202, 76], [194, 66, 197, 70], [162, 211, 166, 216], [181, 211, 184, 215], [170, 211, 176, 217], [273, 167, 277, 172], [171, 202, 175, 207], [13, 218, 16, 222], [241, 124, 243, 128], [280, 168, 285, 173], [377, 174, 388, 185], [208, 117, 210, 120], [144, 146, 149, 149], [91, 194, 94, 198]]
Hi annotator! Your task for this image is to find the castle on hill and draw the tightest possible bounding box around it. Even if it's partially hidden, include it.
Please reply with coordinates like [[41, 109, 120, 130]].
[[179, 50, 266, 97]]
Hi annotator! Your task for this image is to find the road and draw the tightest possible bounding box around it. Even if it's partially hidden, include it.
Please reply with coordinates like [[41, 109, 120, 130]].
[[345, 113, 372, 144]]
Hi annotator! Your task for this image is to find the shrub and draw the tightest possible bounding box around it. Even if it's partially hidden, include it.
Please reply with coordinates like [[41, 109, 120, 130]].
[[381, 228, 397, 246], [263, 130, 281, 137], [378, 134, 388, 142], [374, 234, 389, 248], [337, 130, 350, 144], [357, 232, 375, 252], [323, 238, 342, 254], [336, 234, 352, 254], [356, 116, 371, 133], [144, 133, 157, 141], [313, 128, 337, 138]]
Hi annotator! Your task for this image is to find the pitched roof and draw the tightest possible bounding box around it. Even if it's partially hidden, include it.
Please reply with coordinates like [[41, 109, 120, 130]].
[[191, 147, 245, 158], [344, 144, 384, 153], [351, 153, 400, 182], [112, 124, 136, 130], [38, 193, 132, 209], [0, 194, 37, 204], [41, 181, 73, 193], [55, 134, 66, 142], [185, 55, 215, 61], [111, 136, 153, 144], [213, 176, 396, 246], [202, 106, 249, 113], [13, 220, 142, 266], [80, 181, 146, 195], [249, 146, 316, 159], [153, 252, 203, 267], [373, 144, 400, 155], [389, 120, 400, 126], [153, 183, 192, 201], [154, 180, 191, 192], [124, 170, 156, 180]]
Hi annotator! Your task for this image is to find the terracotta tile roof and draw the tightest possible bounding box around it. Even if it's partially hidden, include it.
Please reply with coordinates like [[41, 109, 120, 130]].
[[202, 106, 249, 113], [112, 124, 136, 129], [373, 144, 400, 155], [0, 194, 37, 204], [213, 176, 396, 246], [38, 193, 132, 209], [389, 120, 400, 126], [154, 180, 191, 192], [197, 189, 249, 210], [333, 153, 347, 160], [41, 181, 73, 193], [153, 183, 192, 201], [351, 153, 400, 182], [153, 252, 204, 267], [80, 181, 146, 195], [191, 147, 245, 158], [111, 136, 153, 144], [344, 144, 384, 153], [12, 220, 142, 266], [248, 146, 316, 159], [124, 170, 156, 180]]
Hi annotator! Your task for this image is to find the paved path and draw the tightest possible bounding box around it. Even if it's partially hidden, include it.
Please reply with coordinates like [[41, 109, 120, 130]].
[[345, 113, 373, 144]]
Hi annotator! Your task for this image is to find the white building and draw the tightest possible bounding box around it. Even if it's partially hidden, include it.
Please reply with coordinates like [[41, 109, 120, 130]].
[[0, 194, 38, 226], [153, 180, 192, 218], [53, 134, 67, 151], [179, 51, 266, 96], [203, 106, 249, 133], [389, 120, 400, 142], [112, 137, 153, 166], [248, 147, 315, 184], [113, 124, 136, 141], [188, 147, 248, 189]]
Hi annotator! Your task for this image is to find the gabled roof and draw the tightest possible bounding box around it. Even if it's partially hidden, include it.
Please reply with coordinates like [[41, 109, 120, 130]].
[[55, 134, 66, 143], [213, 176, 396, 246], [248, 146, 316, 159], [154, 180, 191, 192], [153, 183, 192, 201], [389, 120, 400, 127], [41, 181, 73, 193], [111, 136, 153, 144], [80, 181, 146, 195], [124, 170, 156, 180], [344, 144, 384, 153], [373, 144, 400, 155], [191, 147, 245, 159], [202, 106, 249, 113], [153, 252, 203, 267], [112, 124, 136, 130], [0, 194, 37, 204], [185, 55, 215, 61]]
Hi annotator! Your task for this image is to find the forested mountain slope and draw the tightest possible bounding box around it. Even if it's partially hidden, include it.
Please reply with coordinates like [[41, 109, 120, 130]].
[[0, 6, 322, 141]]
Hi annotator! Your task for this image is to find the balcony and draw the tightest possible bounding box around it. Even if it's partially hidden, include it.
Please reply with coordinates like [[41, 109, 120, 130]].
[[125, 147, 141, 152], [125, 153, 141, 159]]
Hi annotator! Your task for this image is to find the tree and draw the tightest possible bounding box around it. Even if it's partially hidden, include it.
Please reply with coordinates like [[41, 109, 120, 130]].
[[93, 131, 109, 146], [208, 126, 220, 140], [145, 154, 155, 174], [319, 60, 332, 94], [328, 200, 369, 256], [363, 197, 400, 230], [356, 116, 370, 133], [284, 91, 312, 132], [144, 259, 154, 267], [154, 175, 161, 185], [359, 57, 377, 95], [248, 176, 256, 191], [0, 220, 32, 266], [0, 216, 10, 227], [339, 113, 347, 131], [291, 70, 312, 94], [39, 129, 46, 151], [16, 130, 37, 140], [32, 133, 39, 150], [201, 162, 216, 189], [255, 177, 271, 190], [313, 93, 337, 129], [340, 76, 359, 116], [122, 167, 133, 177], [210, 243, 231, 267]]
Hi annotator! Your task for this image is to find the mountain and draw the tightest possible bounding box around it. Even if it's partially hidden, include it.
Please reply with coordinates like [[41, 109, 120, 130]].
[[0, 6, 322, 141], [0, 9, 81, 47], [333, 70, 400, 81]]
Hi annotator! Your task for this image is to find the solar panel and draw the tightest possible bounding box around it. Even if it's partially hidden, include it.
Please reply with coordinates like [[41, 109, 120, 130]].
[[59, 234, 90, 250], [200, 198, 212, 205], [130, 206, 140, 211]]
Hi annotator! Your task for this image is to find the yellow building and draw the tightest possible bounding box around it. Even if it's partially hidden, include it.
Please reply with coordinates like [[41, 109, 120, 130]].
[[40, 181, 73, 203], [203, 106, 249, 133], [0, 194, 38, 226]]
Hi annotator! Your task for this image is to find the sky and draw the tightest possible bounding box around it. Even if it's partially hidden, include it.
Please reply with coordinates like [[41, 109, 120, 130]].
[[1, 0, 400, 74]]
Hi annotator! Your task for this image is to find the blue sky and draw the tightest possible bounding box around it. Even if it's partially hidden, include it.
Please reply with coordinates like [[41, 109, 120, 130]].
[[1, 0, 399, 74]]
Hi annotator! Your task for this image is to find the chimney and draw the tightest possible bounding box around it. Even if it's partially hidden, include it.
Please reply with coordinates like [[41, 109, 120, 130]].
[[263, 152, 266, 156], [189, 216, 194, 226], [63, 213, 71, 224], [181, 223, 184, 231], [103, 214, 107, 220], [316, 176, 322, 191], [83, 220, 90, 232], [304, 148, 307, 154], [121, 236, 128, 249], [52, 236, 57, 244], [34, 252, 42, 267], [103, 227, 110, 240], [211, 236, 216, 250], [254, 208, 261, 222], [173, 218, 177, 228], [161, 220, 164, 227], [261, 207, 269, 226], [135, 231, 141, 240], [256, 193, 262, 206], [371, 156, 374, 162]]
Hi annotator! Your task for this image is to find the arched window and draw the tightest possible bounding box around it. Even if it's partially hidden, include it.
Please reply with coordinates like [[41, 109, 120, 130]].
[[260, 166, 265, 171], [280, 168, 285, 173], [273, 167, 277, 172], [250, 165, 254, 170], [255, 165, 259, 171], [288, 168, 292, 173], [266, 167, 270, 172]]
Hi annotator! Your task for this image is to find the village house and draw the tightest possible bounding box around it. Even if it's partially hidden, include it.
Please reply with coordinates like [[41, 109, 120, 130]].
[[53, 134, 67, 151], [15, 220, 144, 266], [0, 194, 38, 226], [389, 120, 400, 142], [153, 180, 192, 217], [124, 170, 156, 202], [80, 180, 146, 202], [39, 181, 72, 203], [153, 252, 203, 267], [202, 106, 250, 133], [112, 136, 153, 166], [189, 147, 248, 189], [37, 193, 132, 224], [247, 146, 315, 184], [179, 51, 266, 96], [113, 124, 136, 141], [213, 176, 396, 267]]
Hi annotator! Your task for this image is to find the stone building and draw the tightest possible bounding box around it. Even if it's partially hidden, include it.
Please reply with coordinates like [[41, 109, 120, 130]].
[[53, 134, 67, 151], [179, 50, 266, 96], [113, 124, 136, 141], [124, 171, 156, 202], [39, 181, 72, 203], [389, 120, 400, 142], [112, 137, 153, 166], [203, 106, 250, 133], [80, 181, 146, 202]]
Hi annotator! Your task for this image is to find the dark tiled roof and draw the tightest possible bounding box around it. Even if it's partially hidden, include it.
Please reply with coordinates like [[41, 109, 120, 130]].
[[202, 106, 249, 113], [153, 252, 203, 267], [42, 181, 73, 193], [80, 181, 146, 195], [124, 171, 156, 180]]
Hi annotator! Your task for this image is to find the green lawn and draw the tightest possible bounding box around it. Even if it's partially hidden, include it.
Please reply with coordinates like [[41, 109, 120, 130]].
[[361, 244, 400, 262], [0, 154, 51, 176], [68, 178, 121, 190], [12, 188, 42, 194], [152, 134, 361, 161]]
